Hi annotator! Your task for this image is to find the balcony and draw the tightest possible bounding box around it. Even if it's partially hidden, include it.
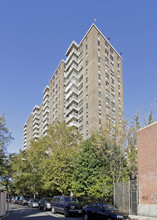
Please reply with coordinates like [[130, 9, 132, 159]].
[[68, 121, 79, 128], [33, 133, 39, 139], [43, 107, 49, 116], [65, 81, 78, 93], [65, 112, 78, 123], [66, 48, 79, 63], [65, 104, 78, 116], [65, 63, 79, 79], [66, 87, 78, 100], [43, 101, 49, 111], [43, 91, 49, 100], [65, 71, 79, 86], [66, 56, 78, 71], [43, 96, 49, 105], [65, 96, 78, 108]]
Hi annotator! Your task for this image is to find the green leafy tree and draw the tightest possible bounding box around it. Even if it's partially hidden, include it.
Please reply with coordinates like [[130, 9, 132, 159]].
[[72, 138, 112, 201], [72, 135, 128, 202], [0, 115, 12, 171], [41, 121, 82, 195]]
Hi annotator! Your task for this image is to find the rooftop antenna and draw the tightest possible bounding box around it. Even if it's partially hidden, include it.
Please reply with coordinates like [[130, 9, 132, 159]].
[[93, 18, 96, 23]]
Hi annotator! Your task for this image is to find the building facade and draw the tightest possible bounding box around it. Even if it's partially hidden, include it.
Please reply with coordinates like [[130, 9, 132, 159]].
[[137, 122, 157, 217], [24, 24, 124, 150]]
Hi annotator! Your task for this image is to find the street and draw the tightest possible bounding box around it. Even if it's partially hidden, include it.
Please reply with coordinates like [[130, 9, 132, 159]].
[[5, 203, 83, 220]]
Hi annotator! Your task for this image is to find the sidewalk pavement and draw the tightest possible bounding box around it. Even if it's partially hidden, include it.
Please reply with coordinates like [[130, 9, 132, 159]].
[[129, 215, 157, 220]]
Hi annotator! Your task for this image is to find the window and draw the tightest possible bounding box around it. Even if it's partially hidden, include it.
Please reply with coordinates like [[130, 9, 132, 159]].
[[111, 93, 115, 100], [106, 106, 110, 113], [79, 83, 83, 90], [98, 73, 101, 80], [111, 78, 114, 84], [106, 73, 109, 80], [99, 100, 101, 108], [86, 94, 88, 100], [99, 109, 101, 116], [86, 44, 88, 49], [79, 108, 83, 115], [86, 130, 89, 136], [98, 83, 101, 88], [86, 60, 88, 66], [105, 49, 108, 56], [79, 116, 83, 123], [106, 89, 110, 97], [98, 49, 100, 56], [111, 102, 115, 108], [99, 91, 101, 98], [105, 65, 109, 72], [106, 81, 109, 87], [79, 125, 83, 131], [112, 110, 115, 116], [110, 55, 113, 61], [86, 77, 88, 83], [110, 47, 113, 54], [106, 98, 110, 105], [107, 115, 110, 121], [98, 57, 100, 63], [98, 41, 100, 46], [105, 57, 109, 64], [79, 99, 83, 106], [105, 41, 108, 47], [86, 112, 88, 118], [86, 85, 88, 92], [79, 75, 83, 82], [86, 103, 88, 109], [111, 86, 115, 92], [111, 70, 114, 77], [86, 69, 88, 74], [86, 121, 88, 126]]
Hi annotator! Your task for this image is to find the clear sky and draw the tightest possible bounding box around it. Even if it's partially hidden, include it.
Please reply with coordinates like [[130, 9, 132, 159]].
[[1, 0, 157, 154]]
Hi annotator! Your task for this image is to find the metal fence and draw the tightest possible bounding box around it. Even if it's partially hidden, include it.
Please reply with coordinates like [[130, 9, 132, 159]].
[[114, 178, 138, 214]]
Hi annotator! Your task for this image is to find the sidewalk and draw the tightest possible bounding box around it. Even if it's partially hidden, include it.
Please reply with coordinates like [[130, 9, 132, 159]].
[[129, 215, 157, 220]]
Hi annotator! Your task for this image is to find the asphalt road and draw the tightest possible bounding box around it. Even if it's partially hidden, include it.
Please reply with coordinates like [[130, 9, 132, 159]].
[[5, 203, 83, 220]]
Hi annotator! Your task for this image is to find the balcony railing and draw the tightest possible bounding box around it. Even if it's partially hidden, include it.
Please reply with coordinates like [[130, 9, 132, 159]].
[[65, 96, 78, 108], [65, 104, 78, 116], [65, 112, 78, 123], [68, 121, 79, 128], [66, 48, 79, 63], [66, 56, 78, 71], [65, 63, 79, 79]]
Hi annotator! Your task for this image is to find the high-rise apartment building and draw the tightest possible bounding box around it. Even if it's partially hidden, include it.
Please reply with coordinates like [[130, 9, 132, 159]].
[[24, 24, 124, 150]]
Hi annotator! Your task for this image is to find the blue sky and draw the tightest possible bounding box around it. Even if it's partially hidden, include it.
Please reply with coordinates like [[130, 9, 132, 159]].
[[1, 0, 157, 154]]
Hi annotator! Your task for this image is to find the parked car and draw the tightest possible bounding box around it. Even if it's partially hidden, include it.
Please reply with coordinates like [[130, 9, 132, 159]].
[[13, 196, 20, 204], [19, 196, 30, 206], [38, 197, 52, 211], [83, 203, 129, 220], [51, 196, 83, 217], [28, 198, 39, 208]]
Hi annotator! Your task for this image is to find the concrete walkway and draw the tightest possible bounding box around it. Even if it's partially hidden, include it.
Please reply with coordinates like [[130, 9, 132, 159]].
[[129, 215, 157, 220]]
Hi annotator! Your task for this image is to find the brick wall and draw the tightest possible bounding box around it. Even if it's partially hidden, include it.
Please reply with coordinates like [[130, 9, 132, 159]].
[[137, 122, 157, 205]]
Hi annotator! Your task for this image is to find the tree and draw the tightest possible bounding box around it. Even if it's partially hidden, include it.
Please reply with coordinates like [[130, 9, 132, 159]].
[[41, 121, 82, 195], [72, 135, 128, 202], [0, 115, 12, 170]]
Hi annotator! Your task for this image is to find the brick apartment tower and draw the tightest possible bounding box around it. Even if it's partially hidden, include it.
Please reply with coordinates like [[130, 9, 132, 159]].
[[24, 24, 124, 150], [137, 122, 157, 217]]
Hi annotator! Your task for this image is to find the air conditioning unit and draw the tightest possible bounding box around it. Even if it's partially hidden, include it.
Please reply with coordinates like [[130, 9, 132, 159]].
[[0, 191, 6, 218]]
